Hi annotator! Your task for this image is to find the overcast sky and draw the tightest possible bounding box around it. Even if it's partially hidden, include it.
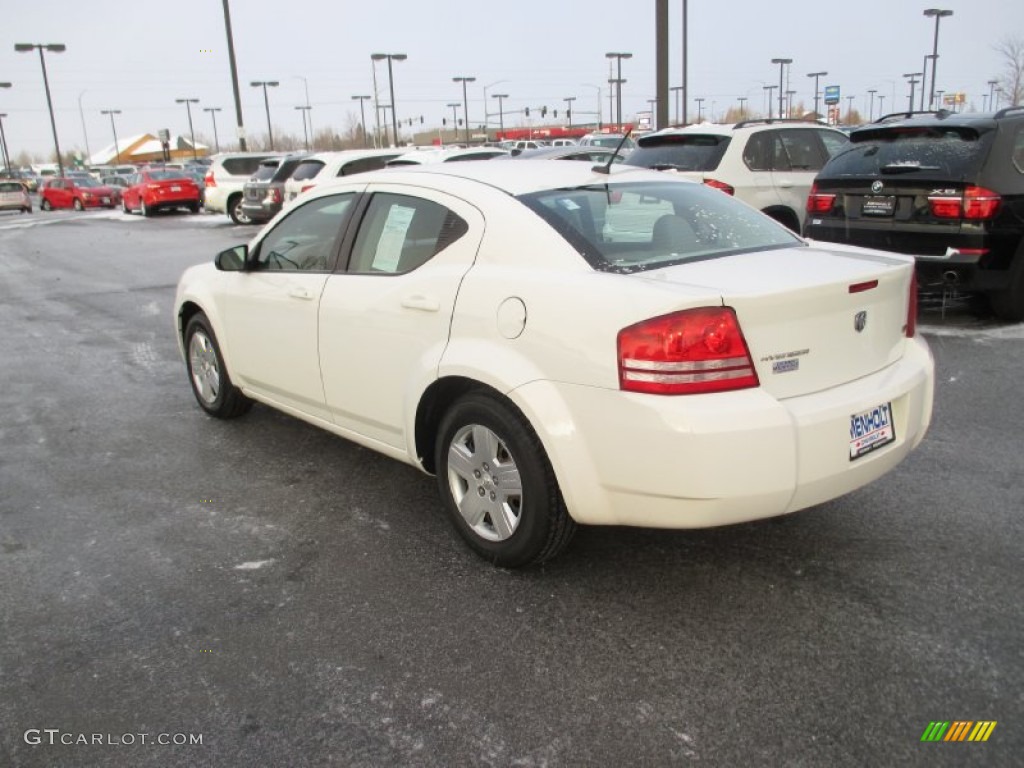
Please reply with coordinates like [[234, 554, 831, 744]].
[[2, 0, 1022, 162]]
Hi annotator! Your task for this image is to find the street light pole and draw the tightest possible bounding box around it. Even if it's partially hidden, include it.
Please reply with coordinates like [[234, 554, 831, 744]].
[[453, 76, 476, 145], [807, 71, 828, 118], [763, 85, 777, 117], [100, 109, 121, 164], [220, 0, 246, 150], [563, 96, 575, 128], [293, 76, 313, 149], [176, 98, 200, 160], [669, 86, 683, 124], [771, 58, 792, 120], [987, 79, 999, 111], [203, 107, 222, 153], [0, 83, 10, 172], [903, 73, 923, 112], [695, 97, 705, 123], [372, 54, 407, 147], [737, 96, 747, 119], [77, 90, 93, 164], [493, 94, 510, 138], [446, 103, 461, 144], [923, 9, 953, 110], [605, 52, 633, 128], [14, 43, 66, 176], [249, 81, 279, 150], [295, 106, 311, 150], [867, 89, 878, 121], [352, 95, 371, 147]]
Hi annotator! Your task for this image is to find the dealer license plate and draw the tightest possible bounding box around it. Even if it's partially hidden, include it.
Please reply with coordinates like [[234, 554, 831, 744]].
[[171, 185, 181, 192], [101, 197, 110, 204], [849, 402, 895, 460], [861, 196, 896, 217]]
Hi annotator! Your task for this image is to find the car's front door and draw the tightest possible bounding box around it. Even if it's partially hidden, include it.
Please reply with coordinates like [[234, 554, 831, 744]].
[[318, 186, 484, 452], [215, 192, 358, 422]]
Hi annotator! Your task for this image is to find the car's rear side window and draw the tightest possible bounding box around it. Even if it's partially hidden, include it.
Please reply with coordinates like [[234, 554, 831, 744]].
[[626, 135, 730, 171], [348, 194, 468, 274], [519, 181, 801, 273], [822, 126, 993, 178], [250, 162, 280, 181], [338, 155, 398, 176]]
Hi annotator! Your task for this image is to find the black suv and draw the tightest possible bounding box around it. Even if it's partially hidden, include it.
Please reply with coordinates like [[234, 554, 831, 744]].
[[240, 153, 310, 224], [805, 108, 1024, 320]]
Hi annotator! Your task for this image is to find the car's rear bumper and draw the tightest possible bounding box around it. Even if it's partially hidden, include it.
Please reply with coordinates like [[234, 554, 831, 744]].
[[512, 336, 934, 528]]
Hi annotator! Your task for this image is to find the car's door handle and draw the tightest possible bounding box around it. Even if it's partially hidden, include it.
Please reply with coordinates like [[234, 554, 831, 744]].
[[288, 287, 315, 300], [401, 295, 440, 312]]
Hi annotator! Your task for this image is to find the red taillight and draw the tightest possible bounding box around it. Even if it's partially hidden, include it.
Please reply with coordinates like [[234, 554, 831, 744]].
[[618, 307, 759, 395], [906, 270, 918, 338], [301, 184, 314, 193], [963, 185, 1000, 219], [703, 178, 735, 195], [204, 172, 215, 187], [928, 185, 1001, 220], [267, 188, 282, 204], [806, 183, 836, 214]]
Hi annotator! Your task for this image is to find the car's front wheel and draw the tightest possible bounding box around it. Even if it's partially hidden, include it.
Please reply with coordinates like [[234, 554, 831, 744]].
[[140, 199, 151, 217], [41, 198, 52, 211], [121, 197, 131, 214], [184, 312, 252, 419], [435, 392, 576, 567], [73, 198, 84, 211]]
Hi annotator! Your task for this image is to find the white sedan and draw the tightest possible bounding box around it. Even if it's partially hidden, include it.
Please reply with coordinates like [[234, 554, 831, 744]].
[[175, 161, 934, 567]]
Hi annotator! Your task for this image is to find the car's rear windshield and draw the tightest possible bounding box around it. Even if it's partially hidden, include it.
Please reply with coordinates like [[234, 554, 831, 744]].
[[250, 162, 280, 181], [518, 181, 802, 274], [147, 170, 188, 181], [625, 134, 731, 172], [0, 182, 23, 192], [290, 160, 325, 182], [821, 125, 993, 179]]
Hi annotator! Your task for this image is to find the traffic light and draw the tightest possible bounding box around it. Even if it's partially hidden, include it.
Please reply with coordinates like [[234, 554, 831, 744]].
[[541, 106, 547, 117], [566, 109, 571, 119], [524, 107, 530, 117], [553, 109, 558, 118]]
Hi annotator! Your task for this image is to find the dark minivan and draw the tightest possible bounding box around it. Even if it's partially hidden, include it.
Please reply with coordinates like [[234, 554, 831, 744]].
[[805, 107, 1024, 320], [240, 153, 311, 224]]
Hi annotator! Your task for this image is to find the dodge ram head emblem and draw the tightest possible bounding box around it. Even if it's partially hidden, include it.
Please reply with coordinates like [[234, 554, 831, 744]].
[[854, 311, 868, 332], [871, 180, 884, 194]]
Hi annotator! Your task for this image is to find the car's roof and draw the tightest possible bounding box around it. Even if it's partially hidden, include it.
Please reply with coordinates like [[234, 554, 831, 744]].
[[511, 146, 615, 160], [856, 109, 1021, 133], [388, 147, 510, 165], [314, 158, 684, 197]]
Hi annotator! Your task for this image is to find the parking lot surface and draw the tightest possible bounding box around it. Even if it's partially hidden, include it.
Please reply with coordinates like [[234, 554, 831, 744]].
[[1, 209, 1021, 767]]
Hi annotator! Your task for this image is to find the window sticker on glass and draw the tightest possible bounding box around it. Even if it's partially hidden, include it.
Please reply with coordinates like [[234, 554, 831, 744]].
[[373, 204, 417, 272], [558, 198, 581, 211]]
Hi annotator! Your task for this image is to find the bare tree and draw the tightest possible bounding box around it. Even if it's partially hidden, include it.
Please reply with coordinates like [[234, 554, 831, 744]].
[[993, 35, 1024, 107]]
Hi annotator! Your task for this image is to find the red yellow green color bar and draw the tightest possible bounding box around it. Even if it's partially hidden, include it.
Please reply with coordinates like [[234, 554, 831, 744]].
[[920, 721, 997, 742]]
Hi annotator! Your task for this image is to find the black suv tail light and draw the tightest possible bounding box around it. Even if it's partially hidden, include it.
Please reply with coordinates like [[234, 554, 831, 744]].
[[806, 183, 836, 214], [928, 185, 1001, 220]]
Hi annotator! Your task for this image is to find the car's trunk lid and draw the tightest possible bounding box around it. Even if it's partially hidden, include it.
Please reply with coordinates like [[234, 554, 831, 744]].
[[638, 245, 913, 399]]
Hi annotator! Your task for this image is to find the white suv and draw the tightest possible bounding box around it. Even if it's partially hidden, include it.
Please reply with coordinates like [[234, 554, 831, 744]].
[[202, 152, 282, 224], [625, 120, 848, 231]]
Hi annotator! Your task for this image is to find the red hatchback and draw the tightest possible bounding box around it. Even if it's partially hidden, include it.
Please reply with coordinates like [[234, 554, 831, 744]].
[[40, 177, 118, 211], [122, 169, 202, 216]]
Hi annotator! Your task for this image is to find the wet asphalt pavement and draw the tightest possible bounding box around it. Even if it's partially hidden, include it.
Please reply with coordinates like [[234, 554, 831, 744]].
[[0, 208, 1021, 767]]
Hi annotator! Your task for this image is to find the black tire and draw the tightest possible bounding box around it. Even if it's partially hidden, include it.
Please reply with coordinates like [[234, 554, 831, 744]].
[[435, 391, 576, 567], [121, 197, 131, 214], [989, 248, 1024, 322], [140, 199, 152, 217], [188, 202, 200, 214], [41, 198, 52, 211], [228, 194, 252, 225], [73, 198, 84, 211], [183, 312, 252, 419]]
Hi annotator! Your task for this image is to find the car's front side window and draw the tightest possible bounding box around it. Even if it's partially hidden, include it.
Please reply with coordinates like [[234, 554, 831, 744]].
[[252, 193, 355, 272], [347, 193, 468, 275]]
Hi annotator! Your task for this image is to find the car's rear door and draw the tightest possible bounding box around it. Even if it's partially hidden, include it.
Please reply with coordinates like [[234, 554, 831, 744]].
[[317, 185, 484, 452]]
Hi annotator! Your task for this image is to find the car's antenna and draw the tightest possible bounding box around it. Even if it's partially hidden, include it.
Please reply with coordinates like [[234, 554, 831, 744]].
[[592, 129, 633, 175]]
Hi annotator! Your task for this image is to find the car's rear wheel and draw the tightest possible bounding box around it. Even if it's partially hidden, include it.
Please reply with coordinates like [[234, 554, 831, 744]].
[[140, 199, 151, 217], [188, 202, 200, 214], [41, 199, 52, 211], [184, 312, 252, 419], [73, 198, 84, 211], [228, 194, 251, 225], [435, 392, 576, 567], [121, 197, 131, 214], [989, 247, 1024, 322]]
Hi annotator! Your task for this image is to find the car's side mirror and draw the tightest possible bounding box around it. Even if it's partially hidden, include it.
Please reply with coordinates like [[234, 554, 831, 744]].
[[215, 244, 248, 271]]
